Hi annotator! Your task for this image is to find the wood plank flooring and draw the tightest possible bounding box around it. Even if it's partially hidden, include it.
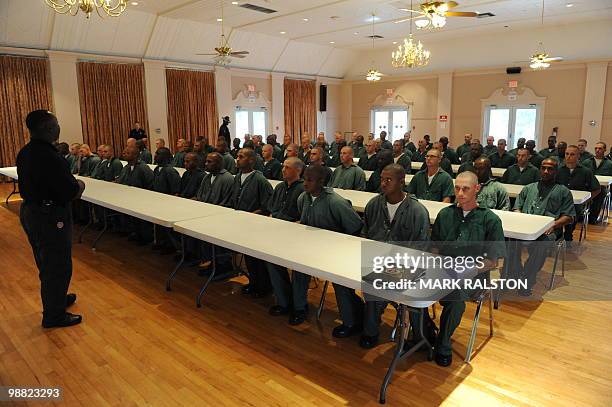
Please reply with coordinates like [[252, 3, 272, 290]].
[[0, 184, 611, 406]]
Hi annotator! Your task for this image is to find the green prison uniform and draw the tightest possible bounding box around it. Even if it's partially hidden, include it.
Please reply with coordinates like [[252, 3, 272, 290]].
[[66, 154, 78, 174], [195, 169, 234, 206], [309, 164, 332, 186], [501, 164, 540, 185], [92, 157, 123, 182], [297, 187, 364, 327], [412, 149, 427, 163], [442, 148, 459, 165], [298, 147, 311, 164], [328, 152, 341, 168], [272, 144, 283, 161], [266, 179, 309, 310], [510, 182, 575, 288], [457, 160, 476, 175], [539, 147, 558, 159], [477, 178, 511, 211], [483, 145, 498, 156], [412, 204, 506, 357], [403, 141, 416, 154], [352, 144, 365, 160], [329, 141, 340, 156], [78, 155, 101, 177], [361, 194, 431, 337], [556, 164, 599, 240], [193, 152, 207, 169], [582, 157, 612, 221], [380, 140, 392, 150], [456, 143, 471, 161], [179, 168, 205, 199], [406, 168, 455, 202], [229, 170, 274, 294], [117, 161, 154, 241], [394, 152, 412, 174], [262, 158, 282, 180], [139, 148, 152, 164], [152, 165, 181, 195], [366, 170, 382, 193], [579, 151, 594, 162], [254, 154, 264, 172], [329, 164, 366, 191], [529, 152, 544, 168], [416, 158, 453, 177], [221, 152, 237, 175], [358, 153, 378, 171], [489, 151, 516, 169], [172, 151, 186, 168]]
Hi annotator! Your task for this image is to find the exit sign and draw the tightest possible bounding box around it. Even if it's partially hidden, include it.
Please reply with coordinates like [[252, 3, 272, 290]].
[[508, 80, 518, 88]]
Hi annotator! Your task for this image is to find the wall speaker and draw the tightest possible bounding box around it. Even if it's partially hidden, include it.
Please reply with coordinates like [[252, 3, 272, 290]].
[[506, 67, 522, 74], [319, 85, 327, 112]]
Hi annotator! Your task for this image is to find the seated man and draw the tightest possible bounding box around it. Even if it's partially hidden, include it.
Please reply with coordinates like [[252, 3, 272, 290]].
[[67, 143, 81, 173], [525, 140, 544, 168], [172, 138, 189, 168], [329, 146, 366, 191], [216, 139, 237, 175], [460, 140, 481, 164], [266, 158, 308, 324], [359, 164, 431, 349], [279, 134, 292, 159], [439, 136, 459, 164], [230, 137, 241, 159], [77, 144, 101, 177], [483, 135, 498, 156], [557, 145, 600, 242], [229, 148, 273, 297], [489, 138, 516, 169], [328, 140, 346, 168], [413, 171, 505, 367], [193, 137, 211, 168], [366, 149, 393, 193], [392, 139, 412, 174], [309, 146, 332, 185], [179, 152, 205, 199], [357, 139, 378, 171], [501, 148, 540, 185], [539, 135, 558, 159], [458, 142, 483, 174], [92, 144, 122, 182], [330, 131, 344, 158], [152, 147, 181, 196], [261, 144, 282, 180], [298, 135, 312, 164], [297, 165, 363, 336], [508, 137, 526, 157], [403, 131, 417, 154], [406, 148, 454, 202], [577, 138, 594, 162], [417, 142, 453, 175], [244, 140, 264, 171], [456, 133, 472, 161], [412, 139, 429, 163], [555, 141, 567, 166], [582, 142, 612, 223], [267, 134, 283, 161], [352, 134, 365, 159], [512, 158, 575, 295], [379, 131, 392, 150], [474, 157, 510, 210], [136, 139, 152, 164], [284, 143, 299, 159], [154, 138, 165, 151]]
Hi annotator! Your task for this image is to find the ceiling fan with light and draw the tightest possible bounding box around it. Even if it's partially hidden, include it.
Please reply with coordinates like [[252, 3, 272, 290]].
[[529, 0, 563, 70], [195, 0, 249, 65], [396, 1, 484, 29]]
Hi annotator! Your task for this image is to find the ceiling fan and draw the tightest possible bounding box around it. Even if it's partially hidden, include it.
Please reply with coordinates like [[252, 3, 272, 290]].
[[396, 1, 483, 29], [195, 0, 249, 65], [529, 0, 563, 70]]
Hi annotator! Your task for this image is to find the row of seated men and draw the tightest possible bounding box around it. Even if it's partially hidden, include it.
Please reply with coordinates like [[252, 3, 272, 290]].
[[67, 137, 579, 368]]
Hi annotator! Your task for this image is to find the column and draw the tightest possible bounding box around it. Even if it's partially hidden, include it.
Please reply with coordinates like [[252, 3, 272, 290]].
[[436, 72, 453, 140], [143, 60, 169, 145], [215, 67, 234, 138], [271, 72, 285, 136], [47, 51, 83, 145], [581, 62, 608, 145]]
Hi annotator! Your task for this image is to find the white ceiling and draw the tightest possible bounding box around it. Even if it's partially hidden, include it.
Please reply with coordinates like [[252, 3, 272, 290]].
[[1, 0, 611, 78]]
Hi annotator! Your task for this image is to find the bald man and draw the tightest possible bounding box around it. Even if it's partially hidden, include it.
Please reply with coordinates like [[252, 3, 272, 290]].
[[67, 143, 81, 173], [474, 157, 510, 210], [261, 144, 282, 180], [216, 139, 237, 175], [309, 146, 332, 185], [483, 136, 497, 156], [329, 146, 366, 191], [92, 145, 122, 182], [406, 148, 454, 202], [77, 144, 101, 177], [358, 139, 378, 171], [172, 138, 188, 168], [392, 140, 412, 174], [366, 149, 394, 193], [179, 152, 205, 199], [137, 139, 152, 164], [456, 133, 473, 160]]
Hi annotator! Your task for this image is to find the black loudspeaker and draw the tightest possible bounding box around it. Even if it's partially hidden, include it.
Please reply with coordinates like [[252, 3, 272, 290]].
[[506, 67, 522, 74], [319, 85, 327, 112]]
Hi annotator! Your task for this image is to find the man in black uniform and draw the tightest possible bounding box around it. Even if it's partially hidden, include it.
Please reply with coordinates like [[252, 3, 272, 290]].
[[129, 121, 146, 141], [17, 110, 85, 328], [218, 116, 231, 148]]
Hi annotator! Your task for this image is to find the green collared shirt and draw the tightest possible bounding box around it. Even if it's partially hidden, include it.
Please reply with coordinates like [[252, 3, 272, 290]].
[[229, 170, 273, 213], [557, 164, 599, 192], [477, 178, 510, 211], [539, 147, 558, 159], [262, 158, 282, 180], [221, 152, 237, 175], [581, 157, 612, 176], [489, 151, 516, 169], [357, 152, 378, 171], [92, 157, 123, 182], [456, 143, 471, 160], [406, 168, 454, 202], [297, 187, 363, 235], [269, 179, 305, 222], [443, 148, 460, 164], [393, 152, 412, 174], [78, 155, 101, 177], [172, 151, 186, 168], [329, 164, 366, 191], [501, 164, 540, 185], [152, 164, 181, 195], [196, 169, 234, 206], [117, 160, 154, 190], [179, 168, 205, 199]]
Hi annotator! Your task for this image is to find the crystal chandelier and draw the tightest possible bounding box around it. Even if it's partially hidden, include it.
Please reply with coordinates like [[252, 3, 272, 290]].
[[392, 0, 431, 68], [44, 0, 128, 19]]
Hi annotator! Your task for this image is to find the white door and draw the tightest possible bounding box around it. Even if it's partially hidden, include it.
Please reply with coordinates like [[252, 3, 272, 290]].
[[484, 105, 540, 147], [372, 109, 410, 142], [391, 110, 408, 142], [374, 111, 389, 135]]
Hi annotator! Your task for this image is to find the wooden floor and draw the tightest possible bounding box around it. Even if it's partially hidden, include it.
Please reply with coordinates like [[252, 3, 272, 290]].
[[0, 184, 611, 406]]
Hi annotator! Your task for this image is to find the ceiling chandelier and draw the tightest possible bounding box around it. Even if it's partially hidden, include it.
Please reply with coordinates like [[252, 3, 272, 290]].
[[44, 0, 128, 19], [365, 13, 383, 82], [528, 0, 563, 70], [392, 1, 430, 68]]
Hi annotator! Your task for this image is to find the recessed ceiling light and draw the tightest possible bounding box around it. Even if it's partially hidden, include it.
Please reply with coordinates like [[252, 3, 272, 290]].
[[130, 1, 138, 5], [330, 16, 339, 20], [217, 18, 223, 22], [353, 32, 359, 35], [303, 18, 309, 22], [392, 41, 397, 44], [566, 3, 574, 7], [329, 41, 335, 44], [280, 31, 286, 34], [232, 1, 239, 4]]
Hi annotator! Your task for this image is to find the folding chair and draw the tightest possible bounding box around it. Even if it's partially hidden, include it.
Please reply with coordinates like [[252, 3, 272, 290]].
[[548, 237, 566, 290]]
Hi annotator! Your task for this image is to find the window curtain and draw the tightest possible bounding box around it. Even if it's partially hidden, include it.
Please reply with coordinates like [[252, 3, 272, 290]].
[[77, 61, 148, 155], [0, 55, 53, 167], [283, 78, 316, 144], [166, 69, 219, 150]]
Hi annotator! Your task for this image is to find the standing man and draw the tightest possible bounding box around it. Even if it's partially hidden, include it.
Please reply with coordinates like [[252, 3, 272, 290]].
[[266, 158, 309, 324], [379, 131, 392, 150], [508, 137, 526, 157], [262, 144, 282, 180], [406, 148, 454, 202], [557, 145, 600, 243], [483, 136, 497, 156], [229, 148, 274, 297], [129, 121, 146, 141], [539, 135, 558, 159], [489, 139, 516, 169], [358, 139, 378, 171], [392, 140, 412, 174], [297, 165, 363, 336], [501, 148, 540, 185], [474, 157, 510, 210], [359, 164, 430, 348], [329, 146, 366, 191], [456, 133, 472, 160], [17, 110, 86, 328], [218, 116, 231, 148]]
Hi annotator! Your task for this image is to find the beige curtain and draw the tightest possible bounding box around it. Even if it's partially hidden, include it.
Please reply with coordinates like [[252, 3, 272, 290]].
[[283, 79, 316, 144], [166, 69, 219, 150], [77, 61, 148, 155], [0, 55, 53, 167]]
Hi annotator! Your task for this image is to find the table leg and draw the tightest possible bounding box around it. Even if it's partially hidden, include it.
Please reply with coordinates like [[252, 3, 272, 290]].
[[579, 204, 589, 243], [599, 186, 610, 224], [196, 244, 217, 308], [77, 202, 93, 243], [153, 224, 158, 245], [379, 306, 433, 404], [5, 179, 19, 204], [166, 234, 185, 291]]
